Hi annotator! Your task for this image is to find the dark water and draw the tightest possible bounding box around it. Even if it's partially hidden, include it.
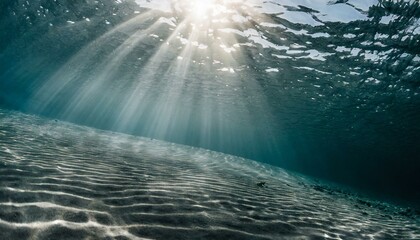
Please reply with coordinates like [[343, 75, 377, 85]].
[[0, 109, 419, 239], [0, 0, 419, 207]]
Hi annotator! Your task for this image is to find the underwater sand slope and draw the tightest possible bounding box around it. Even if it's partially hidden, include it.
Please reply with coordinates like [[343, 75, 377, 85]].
[[0, 109, 418, 240]]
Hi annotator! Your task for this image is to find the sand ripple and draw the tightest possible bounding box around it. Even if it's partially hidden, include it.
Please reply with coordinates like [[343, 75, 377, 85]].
[[0, 110, 419, 239]]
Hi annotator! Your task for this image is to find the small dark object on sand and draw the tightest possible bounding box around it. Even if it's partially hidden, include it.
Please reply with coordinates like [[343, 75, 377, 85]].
[[257, 181, 266, 188]]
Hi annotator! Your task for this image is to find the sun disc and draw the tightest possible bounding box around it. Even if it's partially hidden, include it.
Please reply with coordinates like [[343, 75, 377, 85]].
[[190, 0, 215, 20]]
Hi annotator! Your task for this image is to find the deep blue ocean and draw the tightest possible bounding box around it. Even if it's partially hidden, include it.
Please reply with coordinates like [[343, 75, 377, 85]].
[[0, 0, 419, 239]]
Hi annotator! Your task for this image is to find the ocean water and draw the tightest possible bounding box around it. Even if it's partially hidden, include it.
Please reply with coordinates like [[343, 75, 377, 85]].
[[0, 0, 419, 239]]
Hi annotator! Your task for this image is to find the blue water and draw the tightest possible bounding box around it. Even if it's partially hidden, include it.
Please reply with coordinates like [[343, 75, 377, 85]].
[[0, 0, 419, 238]]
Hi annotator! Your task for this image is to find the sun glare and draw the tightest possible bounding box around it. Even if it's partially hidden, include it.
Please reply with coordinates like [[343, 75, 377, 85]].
[[190, 0, 215, 20], [173, 0, 244, 23]]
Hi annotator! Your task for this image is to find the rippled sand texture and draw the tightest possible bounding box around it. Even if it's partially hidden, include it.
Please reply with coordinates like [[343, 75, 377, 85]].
[[0, 110, 418, 240]]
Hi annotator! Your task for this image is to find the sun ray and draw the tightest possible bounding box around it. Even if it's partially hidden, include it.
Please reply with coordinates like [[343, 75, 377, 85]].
[[25, 0, 281, 157], [114, 18, 190, 131], [59, 20, 165, 121], [28, 10, 157, 112]]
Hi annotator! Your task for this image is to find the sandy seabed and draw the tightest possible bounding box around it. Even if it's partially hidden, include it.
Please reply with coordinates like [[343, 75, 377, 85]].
[[0, 109, 418, 239]]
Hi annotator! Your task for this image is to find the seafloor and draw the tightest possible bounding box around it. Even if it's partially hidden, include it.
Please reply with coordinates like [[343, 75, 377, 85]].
[[0, 109, 418, 240]]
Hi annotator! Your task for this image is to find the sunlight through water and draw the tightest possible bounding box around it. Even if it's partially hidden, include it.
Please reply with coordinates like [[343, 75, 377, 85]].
[[24, 0, 281, 162], [0, 0, 417, 190]]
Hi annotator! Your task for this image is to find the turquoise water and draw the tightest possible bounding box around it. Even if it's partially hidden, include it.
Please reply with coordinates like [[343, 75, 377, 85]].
[[0, 0, 419, 238]]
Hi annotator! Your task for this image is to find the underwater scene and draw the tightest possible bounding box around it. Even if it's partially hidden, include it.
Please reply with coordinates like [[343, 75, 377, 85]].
[[0, 0, 419, 239]]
